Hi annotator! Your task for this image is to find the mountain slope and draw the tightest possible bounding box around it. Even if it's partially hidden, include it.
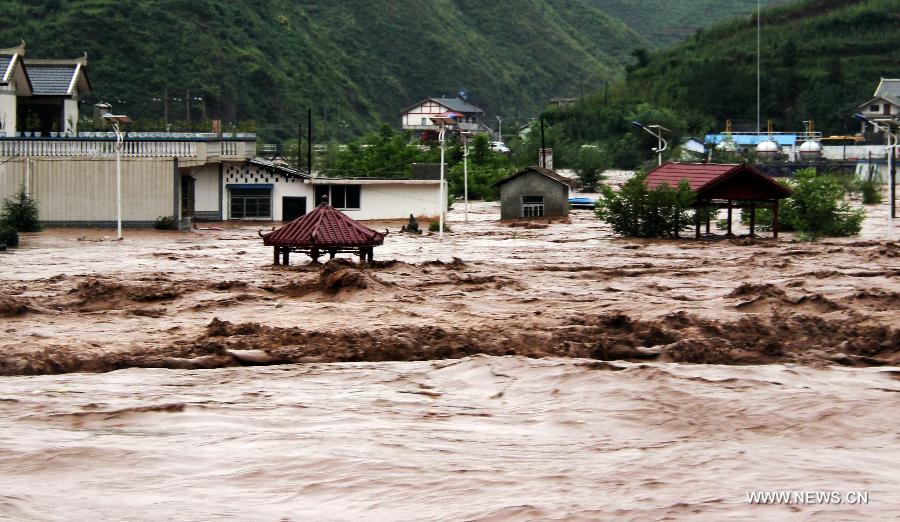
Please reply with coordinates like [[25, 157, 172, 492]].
[[624, 0, 900, 133], [587, 0, 788, 47], [0, 0, 646, 139]]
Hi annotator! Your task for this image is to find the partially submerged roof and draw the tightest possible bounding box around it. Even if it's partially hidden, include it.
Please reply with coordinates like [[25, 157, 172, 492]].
[[494, 166, 574, 188], [646, 162, 792, 200], [262, 201, 385, 248], [24, 57, 90, 96], [401, 97, 484, 115]]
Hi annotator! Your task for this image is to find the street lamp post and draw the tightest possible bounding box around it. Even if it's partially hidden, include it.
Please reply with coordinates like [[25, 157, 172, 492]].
[[496, 115, 503, 142], [460, 131, 471, 223], [103, 113, 132, 240], [632, 121, 670, 166], [855, 114, 897, 237], [430, 115, 460, 239]]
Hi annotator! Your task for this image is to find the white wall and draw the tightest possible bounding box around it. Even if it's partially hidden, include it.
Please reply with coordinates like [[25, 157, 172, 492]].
[[0, 157, 175, 222], [63, 98, 78, 133], [321, 182, 443, 220], [822, 145, 891, 161], [192, 164, 220, 213], [0, 86, 16, 136]]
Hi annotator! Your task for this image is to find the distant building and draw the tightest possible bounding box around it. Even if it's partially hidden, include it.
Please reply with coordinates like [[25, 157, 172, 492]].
[[857, 78, 900, 126], [547, 97, 577, 110], [494, 166, 572, 220], [400, 97, 485, 139], [0, 41, 91, 136]]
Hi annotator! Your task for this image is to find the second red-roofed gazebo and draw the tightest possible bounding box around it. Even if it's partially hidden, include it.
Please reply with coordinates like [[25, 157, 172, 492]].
[[262, 197, 385, 265], [646, 162, 793, 238]]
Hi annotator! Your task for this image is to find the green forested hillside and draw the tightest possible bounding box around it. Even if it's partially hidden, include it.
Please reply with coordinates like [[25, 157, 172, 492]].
[[588, 0, 786, 47], [544, 0, 900, 168], [0, 0, 645, 140]]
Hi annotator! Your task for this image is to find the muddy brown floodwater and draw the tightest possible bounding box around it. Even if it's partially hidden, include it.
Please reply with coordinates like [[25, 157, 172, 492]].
[[1, 190, 899, 519]]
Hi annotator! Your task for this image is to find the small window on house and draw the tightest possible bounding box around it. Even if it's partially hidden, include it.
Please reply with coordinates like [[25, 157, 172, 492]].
[[522, 195, 544, 218], [871, 105, 879, 112], [422, 117, 428, 125]]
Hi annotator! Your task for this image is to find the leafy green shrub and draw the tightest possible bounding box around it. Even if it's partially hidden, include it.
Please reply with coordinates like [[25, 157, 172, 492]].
[[575, 145, 607, 192], [1, 190, 41, 232], [739, 169, 863, 238], [595, 171, 696, 238], [428, 221, 451, 233], [860, 179, 882, 205], [0, 224, 18, 247], [153, 216, 178, 230]]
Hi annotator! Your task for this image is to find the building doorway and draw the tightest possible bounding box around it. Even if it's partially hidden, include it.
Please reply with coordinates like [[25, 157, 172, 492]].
[[282, 196, 307, 222], [181, 175, 195, 218]]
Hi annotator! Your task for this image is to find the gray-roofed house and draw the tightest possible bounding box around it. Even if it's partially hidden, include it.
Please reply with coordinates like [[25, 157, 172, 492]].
[[493, 166, 573, 221], [400, 97, 485, 139], [0, 41, 90, 136], [857, 78, 900, 126]]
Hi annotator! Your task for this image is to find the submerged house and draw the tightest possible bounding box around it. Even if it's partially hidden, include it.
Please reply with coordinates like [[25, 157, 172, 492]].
[[0, 43, 445, 227], [494, 166, 572, 220]]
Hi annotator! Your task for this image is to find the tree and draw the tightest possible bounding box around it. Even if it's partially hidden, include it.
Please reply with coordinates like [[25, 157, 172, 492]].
[[574, 145, 607, 191], [596, 172, 696, 238], [1, 189, 41, 232]]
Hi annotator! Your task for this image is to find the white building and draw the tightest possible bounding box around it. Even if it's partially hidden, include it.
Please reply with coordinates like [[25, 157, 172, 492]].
[[400, 97, 486, 139], [0, 41, 91, 136], [857, 78, 900, 126]]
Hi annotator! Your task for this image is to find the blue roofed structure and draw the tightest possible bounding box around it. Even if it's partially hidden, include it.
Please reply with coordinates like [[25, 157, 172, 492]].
[[704, 134, 797, 147]]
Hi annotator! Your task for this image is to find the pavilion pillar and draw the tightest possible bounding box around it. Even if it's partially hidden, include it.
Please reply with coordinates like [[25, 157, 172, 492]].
[[283, 248, 290, 266], [726, 200, 733, 237], [705, 203, 711, 236], [273, 247, 281, 266], [367, 247, 374, 263], [695, 207, 701, 239], [749, 202, 756, 237], [773, 199, 780, 239]]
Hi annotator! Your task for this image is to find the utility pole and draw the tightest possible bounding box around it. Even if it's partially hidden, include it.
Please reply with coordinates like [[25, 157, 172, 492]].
[[307, 108, 313, 177], [185, 89, 191, 124], [163, 87, 169, 127]]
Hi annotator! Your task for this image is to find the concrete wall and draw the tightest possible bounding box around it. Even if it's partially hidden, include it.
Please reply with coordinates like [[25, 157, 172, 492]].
[[338, 183, 442, 220], [0, 86, 15, 136], [0, 156, 175, 225], [499, 171, 569, 220], [192, 163, 220, 214], [62, 98, 78, 133]]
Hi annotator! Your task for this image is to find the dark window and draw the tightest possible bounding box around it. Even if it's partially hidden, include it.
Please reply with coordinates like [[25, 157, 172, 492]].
[[522, 195, 545, 218], [315, 185, 361, 209], [230, 188, 271, 219]]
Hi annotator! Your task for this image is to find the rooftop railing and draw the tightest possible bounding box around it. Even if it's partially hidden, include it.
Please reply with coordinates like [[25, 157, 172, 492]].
[[0, 132, 257, 160]]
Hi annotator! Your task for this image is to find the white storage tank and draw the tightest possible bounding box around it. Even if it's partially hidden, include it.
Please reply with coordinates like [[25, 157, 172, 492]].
[[798, 140, 822, 160], [756, 139, 780, 159]]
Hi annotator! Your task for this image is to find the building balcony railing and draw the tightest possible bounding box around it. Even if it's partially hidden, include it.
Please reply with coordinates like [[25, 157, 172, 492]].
[[402, 122, 484, 132], [0, 132, 257, 161]]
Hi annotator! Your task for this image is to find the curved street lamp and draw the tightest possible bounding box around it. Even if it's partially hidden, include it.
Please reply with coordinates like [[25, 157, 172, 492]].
[[855, 113, 898, 236], [632, 121, 669, 166]]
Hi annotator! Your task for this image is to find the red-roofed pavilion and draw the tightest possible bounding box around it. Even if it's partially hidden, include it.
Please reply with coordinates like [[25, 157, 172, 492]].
[[646, 162, 792, 238], [262, 197, 385, 265]]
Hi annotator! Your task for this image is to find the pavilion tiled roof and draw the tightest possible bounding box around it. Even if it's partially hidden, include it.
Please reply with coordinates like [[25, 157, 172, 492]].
[[262, 202, 385, 248], [646, 162, 791, 199]]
